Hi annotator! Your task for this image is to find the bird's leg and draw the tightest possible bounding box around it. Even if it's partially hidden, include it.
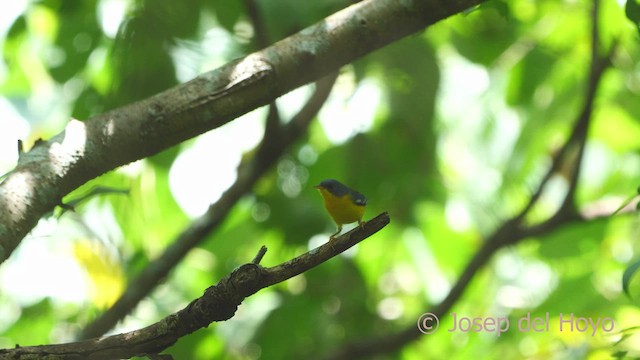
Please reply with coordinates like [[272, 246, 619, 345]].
[[330, 225, 342, 241], [358, 220, 366, 230]]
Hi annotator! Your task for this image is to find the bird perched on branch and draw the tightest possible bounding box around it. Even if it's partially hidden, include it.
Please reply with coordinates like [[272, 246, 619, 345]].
[[314, 179, 367, 239]]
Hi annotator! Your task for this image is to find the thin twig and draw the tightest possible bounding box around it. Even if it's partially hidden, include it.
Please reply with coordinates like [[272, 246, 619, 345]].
[[252, 246, 268, 264]]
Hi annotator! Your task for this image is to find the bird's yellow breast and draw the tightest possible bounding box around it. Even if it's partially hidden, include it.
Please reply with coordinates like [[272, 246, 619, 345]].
[[317, 188, 365, 225]]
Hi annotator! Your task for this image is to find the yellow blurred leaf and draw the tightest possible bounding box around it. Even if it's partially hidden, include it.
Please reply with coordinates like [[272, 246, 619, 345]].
[[73, 240, 125, 309]]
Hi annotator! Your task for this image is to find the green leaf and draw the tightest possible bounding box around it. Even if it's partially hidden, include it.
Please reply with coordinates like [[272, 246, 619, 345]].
[[623, 258, 640, 297], [626, 0, 640, 31], [538, 274, 604, 314], [48, 0, 102, 83], [210, 0, 243, 33], [1, 16, 31, 95], [478, 0, 510, 19], [3, 299, 56, 345], [537, 218, 606, 259], [612, 351, 629, 360], [506, 48, 556, 106], [449, 4, 516, 65], [106, 15, 178, 109], [592, 105, 640, 153], [71, 85, 105, 119]]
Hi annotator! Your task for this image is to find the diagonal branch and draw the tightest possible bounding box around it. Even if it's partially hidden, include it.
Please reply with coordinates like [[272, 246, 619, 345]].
[[0, 0, 486, 262], [243, 0, 282, 150], [320, 1, 613, 358], [0, 213, 390, 360], [243, 0, 272, 49], [79, 72, 339, 340]]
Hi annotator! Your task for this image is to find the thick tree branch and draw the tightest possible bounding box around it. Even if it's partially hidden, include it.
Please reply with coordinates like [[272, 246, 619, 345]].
[[0, 0, 485, 262], [0, 213, 390, 360], [79, 72, 339, 340]]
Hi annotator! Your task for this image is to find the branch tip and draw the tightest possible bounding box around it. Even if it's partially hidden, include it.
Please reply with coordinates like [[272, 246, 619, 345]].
[[252, 245, 268, 264]]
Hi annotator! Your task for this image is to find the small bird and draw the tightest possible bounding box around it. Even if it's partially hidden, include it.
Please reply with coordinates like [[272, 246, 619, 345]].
[[314, 179, 367, 239]]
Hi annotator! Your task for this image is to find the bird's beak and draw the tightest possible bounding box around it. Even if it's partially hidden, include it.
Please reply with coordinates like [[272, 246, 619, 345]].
[[313, 185, 321, 189]]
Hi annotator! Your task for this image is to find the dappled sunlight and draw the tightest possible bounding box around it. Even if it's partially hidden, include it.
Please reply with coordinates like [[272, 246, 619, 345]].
[[276, 84, 315, 120], [1, 172, 36, 223], [217, 292, 282, 351], [169, 107, 265, 217], [318, 72, 380, 144], [0, 220, 88, 306], [1, 0, 640, 358], [402, 228, 450, 303], [0, 99, 29, 175], [444, 198, 473, 232], [97, 0, 128, 38], [437, 49, 489, 125], [377, 297, 404, 320], [378, 264, 421, 296], [308, 234, 329, 250], [494, 252, 556, 309], [47, 120, 87, 177], [277, 158, 309, 198]]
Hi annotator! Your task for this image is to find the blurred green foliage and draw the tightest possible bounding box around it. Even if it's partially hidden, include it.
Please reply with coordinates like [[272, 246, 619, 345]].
[[1, 0, 640, 359]]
